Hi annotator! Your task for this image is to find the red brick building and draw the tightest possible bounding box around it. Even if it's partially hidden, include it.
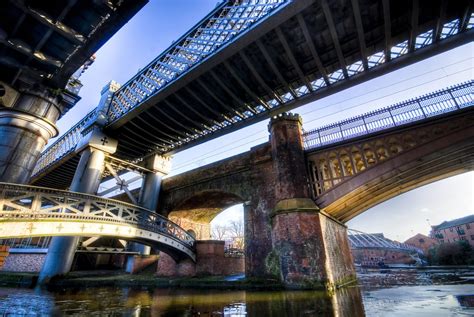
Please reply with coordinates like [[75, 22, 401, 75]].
[[430, 215, 474, 247], [404, 233, 438, 254]]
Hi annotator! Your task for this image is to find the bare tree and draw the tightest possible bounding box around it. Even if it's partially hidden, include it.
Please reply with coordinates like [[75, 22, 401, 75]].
[[211, 224, 228, 240], [228, 219, 244, 250]]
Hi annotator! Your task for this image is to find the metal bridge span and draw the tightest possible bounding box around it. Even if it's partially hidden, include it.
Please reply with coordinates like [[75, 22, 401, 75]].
[[30, 0, 474, 188], [0, 182, 196, 261], [348, 229, 423, 256]]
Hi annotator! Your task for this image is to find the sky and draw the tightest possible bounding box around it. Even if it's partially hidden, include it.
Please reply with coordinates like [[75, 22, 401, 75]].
[[55, 1, 473, 242]]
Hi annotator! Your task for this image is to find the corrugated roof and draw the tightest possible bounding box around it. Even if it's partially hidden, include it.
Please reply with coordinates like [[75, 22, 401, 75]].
[[432, 214, 474, 231]]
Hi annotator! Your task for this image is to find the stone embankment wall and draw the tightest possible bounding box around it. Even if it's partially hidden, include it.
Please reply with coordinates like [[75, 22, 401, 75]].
[[1, 253, 46, 272], [156, 240, 244, 277]]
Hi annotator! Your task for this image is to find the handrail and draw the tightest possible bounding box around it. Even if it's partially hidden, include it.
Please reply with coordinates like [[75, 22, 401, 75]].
[[303, 81, 473, 150], [31, 108, 99, 177], [105, 0, 289, 124], [0, 182, 195, 248]]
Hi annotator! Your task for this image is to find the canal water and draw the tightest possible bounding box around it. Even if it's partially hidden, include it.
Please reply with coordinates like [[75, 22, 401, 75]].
[[0, 271, 473, 316]]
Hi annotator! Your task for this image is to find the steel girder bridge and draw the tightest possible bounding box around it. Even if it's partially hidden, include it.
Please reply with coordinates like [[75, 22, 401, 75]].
[[0, 182, 196, 261], [29, 0, 473, 189]]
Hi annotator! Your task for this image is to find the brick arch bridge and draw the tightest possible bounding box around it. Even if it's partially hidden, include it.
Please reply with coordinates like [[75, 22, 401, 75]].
[[155, 106, 473, 290]]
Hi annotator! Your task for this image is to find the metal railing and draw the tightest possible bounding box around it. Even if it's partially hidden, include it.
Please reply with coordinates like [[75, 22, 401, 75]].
[[0, 182, 195, 249], [348, 229, 424, 255], [106, 0, 288, 123], [303, 81, 473, 150], [31, 108, 99, 177]]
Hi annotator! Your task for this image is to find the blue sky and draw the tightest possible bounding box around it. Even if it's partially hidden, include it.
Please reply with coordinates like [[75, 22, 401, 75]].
[[56, 1, 473, 241]]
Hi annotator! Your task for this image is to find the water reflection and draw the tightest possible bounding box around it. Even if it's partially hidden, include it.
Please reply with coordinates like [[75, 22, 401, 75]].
[[0, 283, 472, 316], [0, 286, 364, 316]]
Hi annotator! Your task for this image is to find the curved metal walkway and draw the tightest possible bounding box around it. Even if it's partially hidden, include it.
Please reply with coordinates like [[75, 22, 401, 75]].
[[348, 229, 423, 255], [0, 183, 196, 261]]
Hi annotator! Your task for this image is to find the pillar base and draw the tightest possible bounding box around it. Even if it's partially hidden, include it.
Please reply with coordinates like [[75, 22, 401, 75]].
[[125, 255, 159, 274], [38, 236, 79, 285], [270, 199, 356, 290]]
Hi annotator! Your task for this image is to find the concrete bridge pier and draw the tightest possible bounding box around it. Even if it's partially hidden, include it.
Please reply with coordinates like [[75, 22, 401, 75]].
[[267, 114, 355, 290], [38, 129, 118, 284], [0, 89, 62, 183], [126, 154, 171, 273]]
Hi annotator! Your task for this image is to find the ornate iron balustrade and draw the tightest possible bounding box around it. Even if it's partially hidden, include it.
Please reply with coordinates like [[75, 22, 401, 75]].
[[31, 108, 99, 178], [106, 0, 288, 123], [348, 229, 423, 255], [0, 182, 195, 258], [303, 81, 473, 150]]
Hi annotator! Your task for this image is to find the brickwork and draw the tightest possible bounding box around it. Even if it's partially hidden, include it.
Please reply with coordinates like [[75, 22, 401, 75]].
[[169, 216, 211, 240], [155, 240, 244, 277], [0, 246, 9, 269], [1, 253, 46, 272], [431, 216, 474, 247], [128, 255, 159, 274], [405, 233, 438, 254]]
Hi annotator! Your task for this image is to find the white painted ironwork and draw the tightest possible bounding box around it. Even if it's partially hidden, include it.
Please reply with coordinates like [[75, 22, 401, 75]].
[[348, 229, 423, 255], [303, 81, 473, 150], [0, 182, 196, 260], [31, 108, 99, 177]]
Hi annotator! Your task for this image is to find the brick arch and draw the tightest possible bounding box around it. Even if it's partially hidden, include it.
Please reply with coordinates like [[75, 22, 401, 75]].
[[169, 190, 245, 223], [310, 111, 474, 222], [158, 152, 254, 217]]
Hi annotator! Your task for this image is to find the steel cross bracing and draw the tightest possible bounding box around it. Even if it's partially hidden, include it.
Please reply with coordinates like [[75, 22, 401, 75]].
[[31, 0, 473, 182], [348, 229, 424, 255], [0, 182, 196, 260], [303, 81, 474, 150]]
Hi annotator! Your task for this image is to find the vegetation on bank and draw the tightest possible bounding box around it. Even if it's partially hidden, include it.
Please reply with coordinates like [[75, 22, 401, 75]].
[[427, 241, 474, 265]]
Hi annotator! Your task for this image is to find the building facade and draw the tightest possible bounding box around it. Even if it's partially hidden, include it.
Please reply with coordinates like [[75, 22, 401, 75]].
[[431, 215, 474, 247]]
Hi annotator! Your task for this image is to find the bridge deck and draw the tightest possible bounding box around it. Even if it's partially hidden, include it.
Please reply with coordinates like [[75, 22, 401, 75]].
[[104, 0, 473, 160]]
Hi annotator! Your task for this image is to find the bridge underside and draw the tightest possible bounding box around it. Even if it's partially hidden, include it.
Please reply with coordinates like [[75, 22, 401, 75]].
[[0, 0, 147, 91], [106, 0, 472, 161]]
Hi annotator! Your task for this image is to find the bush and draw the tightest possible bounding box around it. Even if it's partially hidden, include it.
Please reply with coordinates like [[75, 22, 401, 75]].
[[427, 241, 474, 265]]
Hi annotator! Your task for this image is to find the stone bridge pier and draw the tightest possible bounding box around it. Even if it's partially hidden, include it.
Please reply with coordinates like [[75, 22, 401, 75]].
[[264, 114, 355, 289], [159, 113, 355, 290]]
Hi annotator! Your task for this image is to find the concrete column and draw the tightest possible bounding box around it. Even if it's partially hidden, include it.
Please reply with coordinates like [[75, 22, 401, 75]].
[[126, 155, 171, 273], [0, 90, 61, 183], [267, 113, 356, 290], [38, 128, 118, 284]]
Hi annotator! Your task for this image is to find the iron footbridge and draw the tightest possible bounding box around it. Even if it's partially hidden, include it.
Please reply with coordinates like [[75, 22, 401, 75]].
[[348, 229, 424, 256], [0, 182, 196, 261]]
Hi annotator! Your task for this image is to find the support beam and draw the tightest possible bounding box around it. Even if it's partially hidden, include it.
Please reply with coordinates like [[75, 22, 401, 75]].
[[195, 78, 245, 119], [349, 0, 369, 70], [434, 0, 448, 42], [126, 154, 171, 273], [239, 51, 283, 104], [223, 61, 270, 109], [408, 0, 419, 52], [381, 0, 392, 62], [275, 27, 315, 91], [321, 0, 349, 78], [256, 39, 298, 98], [209, 70, 258, 115]]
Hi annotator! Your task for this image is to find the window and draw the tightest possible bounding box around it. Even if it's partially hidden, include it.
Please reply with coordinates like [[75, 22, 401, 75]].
[[440, 240, 444, 243], [471, 235, 474, 240], [450, 228, 454, 232], [467, 224, 471, 229], [461, 236, 466, 240], [419, 238, 425, 243]]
